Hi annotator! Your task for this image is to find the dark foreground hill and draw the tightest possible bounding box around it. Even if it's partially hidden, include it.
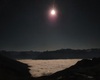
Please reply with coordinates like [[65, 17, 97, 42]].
[[0, 54, 33, 80], [36, 58, 100, 80]]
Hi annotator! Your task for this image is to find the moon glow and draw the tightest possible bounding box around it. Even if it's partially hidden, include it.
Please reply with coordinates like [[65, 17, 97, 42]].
[[51, 9, 56, 15]]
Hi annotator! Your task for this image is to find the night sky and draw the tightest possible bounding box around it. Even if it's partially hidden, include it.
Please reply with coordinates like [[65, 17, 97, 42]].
[[0, 0, 100, 51]]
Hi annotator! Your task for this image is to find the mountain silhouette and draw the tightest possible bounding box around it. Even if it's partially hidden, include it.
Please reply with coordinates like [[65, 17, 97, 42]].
[[36, 57, 100, 80], [0, 48, 100, 60], [0, 54, 33, 80]]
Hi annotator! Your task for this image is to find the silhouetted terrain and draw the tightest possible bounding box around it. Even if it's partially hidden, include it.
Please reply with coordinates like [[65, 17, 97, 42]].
[[0, 49, 100, 80], [0, 48, 100, 59], [0, 54, 33, 80], [37, 49, 100, 59], [36, 57, 100, 80]]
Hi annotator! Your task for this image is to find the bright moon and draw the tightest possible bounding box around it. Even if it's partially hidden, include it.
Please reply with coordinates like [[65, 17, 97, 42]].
[[51, 9, 56, 15]]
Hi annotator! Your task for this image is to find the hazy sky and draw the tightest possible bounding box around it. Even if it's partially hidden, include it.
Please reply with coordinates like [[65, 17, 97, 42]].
[[0, 0, 100, 51]]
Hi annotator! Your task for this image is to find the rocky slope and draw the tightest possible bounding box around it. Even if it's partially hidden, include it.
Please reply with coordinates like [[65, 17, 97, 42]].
[[36, 57, 100, 80], [0, 54, 33, 80]]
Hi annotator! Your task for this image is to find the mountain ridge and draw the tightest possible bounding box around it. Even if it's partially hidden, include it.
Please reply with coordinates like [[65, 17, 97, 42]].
[[0, 48, 100, 59]]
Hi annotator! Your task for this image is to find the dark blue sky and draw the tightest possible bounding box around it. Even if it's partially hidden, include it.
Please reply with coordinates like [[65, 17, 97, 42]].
[[0, 0, 100, 51]]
